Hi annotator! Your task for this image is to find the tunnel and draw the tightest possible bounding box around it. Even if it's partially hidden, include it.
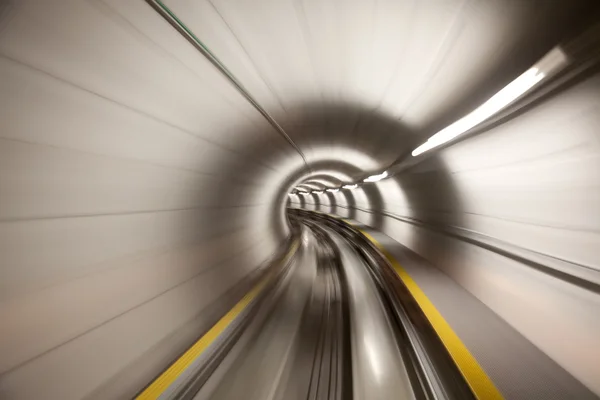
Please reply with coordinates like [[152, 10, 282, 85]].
[[2, 0, 600, 399]]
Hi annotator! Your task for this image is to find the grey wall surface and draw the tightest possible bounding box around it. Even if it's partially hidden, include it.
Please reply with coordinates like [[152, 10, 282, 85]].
[[0, 1, 300, 398], [1, 0, 599, 398]]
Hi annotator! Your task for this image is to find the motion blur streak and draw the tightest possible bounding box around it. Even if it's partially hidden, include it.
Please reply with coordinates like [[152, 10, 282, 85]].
[[1, 0, 600, 399]]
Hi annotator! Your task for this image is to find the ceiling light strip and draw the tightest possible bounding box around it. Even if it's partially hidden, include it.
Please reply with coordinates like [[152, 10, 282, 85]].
[[411, 48, 568, 157]]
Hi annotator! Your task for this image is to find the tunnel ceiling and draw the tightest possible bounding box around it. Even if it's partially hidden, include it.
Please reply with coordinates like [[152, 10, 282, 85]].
[[160, 0, 592, 185]]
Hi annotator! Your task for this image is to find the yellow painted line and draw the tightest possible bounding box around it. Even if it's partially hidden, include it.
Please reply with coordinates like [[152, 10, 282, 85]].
[[356, 228, 503, 400], [136, 240, 299, 400]]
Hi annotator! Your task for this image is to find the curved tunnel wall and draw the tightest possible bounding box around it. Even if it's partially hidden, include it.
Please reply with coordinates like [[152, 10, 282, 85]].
[[0, 1, 302, 398], [1, 0, 600, 399], [293, 71, 600, 394]]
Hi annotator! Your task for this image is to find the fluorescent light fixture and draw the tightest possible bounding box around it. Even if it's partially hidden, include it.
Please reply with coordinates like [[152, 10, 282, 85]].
[[411, 66, 549, 156], [364, 171, 388, 183], [326, 188, 339, 193], [343, 184, 358, 190], [313, 190, 323, 194]]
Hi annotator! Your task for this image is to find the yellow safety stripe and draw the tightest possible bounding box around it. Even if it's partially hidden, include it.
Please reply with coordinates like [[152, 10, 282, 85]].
[[357, 229, 503, 400], [136, 240, 299, 400]]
